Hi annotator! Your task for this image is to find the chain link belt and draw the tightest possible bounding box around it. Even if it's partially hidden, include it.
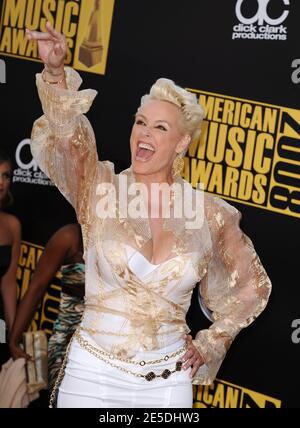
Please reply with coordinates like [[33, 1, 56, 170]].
[[74, 329, 186, 381], [49, 329, 186, 408]]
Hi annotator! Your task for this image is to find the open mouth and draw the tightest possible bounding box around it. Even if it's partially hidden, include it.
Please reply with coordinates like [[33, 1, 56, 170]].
[[135, 142, 156, 162]]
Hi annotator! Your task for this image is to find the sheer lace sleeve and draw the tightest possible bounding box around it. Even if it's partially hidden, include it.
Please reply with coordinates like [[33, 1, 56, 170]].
[[30, 67, 112, 224], [192, 195, 272, 385]]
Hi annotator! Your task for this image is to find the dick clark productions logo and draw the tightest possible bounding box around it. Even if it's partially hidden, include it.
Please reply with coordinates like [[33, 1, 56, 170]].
[[233, 0, 290, 40]]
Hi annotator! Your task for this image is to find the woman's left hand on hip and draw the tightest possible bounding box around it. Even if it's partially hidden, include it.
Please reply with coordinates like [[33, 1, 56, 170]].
[[181, 334, 204, 378]]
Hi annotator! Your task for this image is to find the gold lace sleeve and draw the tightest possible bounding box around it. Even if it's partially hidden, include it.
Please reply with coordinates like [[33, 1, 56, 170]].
[[192, 196, 272, 385], [30, 67, 111, 224]]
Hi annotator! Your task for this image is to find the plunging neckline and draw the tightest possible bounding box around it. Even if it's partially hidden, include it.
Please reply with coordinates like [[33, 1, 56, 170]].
[[124, 244, 180, 267], [124, 244, 181, 280]]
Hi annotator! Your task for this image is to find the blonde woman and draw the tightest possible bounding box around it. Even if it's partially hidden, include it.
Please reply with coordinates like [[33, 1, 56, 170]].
[[26, 22, 271, 408]]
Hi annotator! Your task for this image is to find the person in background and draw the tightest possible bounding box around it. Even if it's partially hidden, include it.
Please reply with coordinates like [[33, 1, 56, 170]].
[[9, 223, 84, 390], [0, 150, 21, 368]]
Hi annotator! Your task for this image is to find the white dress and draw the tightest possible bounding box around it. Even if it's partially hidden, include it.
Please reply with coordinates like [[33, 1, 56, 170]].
[[57, 246, 193, 408]]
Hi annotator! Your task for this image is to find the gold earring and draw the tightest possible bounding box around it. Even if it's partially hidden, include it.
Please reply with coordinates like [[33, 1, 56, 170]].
[[172, 154, 184, 177]]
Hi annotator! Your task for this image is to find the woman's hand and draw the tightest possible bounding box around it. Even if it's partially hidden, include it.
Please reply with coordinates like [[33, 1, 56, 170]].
[[181, 334, 204, 378], [25, 21, 67, 74], [9, 340, 31, 361]]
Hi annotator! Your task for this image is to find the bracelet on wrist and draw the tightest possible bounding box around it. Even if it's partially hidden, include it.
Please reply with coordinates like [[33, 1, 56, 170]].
[[44, 66, 65, 77], [42, 68, 66, 85]]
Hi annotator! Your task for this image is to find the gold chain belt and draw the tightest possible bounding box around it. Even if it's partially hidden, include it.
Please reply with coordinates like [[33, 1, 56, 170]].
[[74, 329, 185, 381], [49, 329, 186, 408], [75, 329, 186, 366]]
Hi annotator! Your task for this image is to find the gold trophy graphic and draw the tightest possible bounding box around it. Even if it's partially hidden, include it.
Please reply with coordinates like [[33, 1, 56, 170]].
[[79, 0, 103, 68]]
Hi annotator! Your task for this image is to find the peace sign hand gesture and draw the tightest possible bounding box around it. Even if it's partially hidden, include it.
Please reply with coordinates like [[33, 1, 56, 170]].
[[26, 21, 67, 74]]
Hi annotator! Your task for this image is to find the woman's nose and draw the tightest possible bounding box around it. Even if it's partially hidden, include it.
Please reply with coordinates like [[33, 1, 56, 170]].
[[142, 126, 151, 137]]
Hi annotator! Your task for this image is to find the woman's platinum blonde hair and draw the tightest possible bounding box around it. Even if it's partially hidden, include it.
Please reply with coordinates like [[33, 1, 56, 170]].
[[140, 78, 205, 143]]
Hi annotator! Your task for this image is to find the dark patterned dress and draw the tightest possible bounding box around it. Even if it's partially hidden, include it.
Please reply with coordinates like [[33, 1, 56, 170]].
[[48, 263, 85, 389]]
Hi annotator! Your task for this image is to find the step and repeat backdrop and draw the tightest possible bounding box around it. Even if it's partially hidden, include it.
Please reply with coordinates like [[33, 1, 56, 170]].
[[0, 0, 300, 408]]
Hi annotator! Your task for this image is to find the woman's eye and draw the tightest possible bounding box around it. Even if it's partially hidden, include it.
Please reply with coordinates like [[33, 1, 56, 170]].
[[3, 173, 11, 180], [136, 120, 145, 126], [157, 125, 167, 131]]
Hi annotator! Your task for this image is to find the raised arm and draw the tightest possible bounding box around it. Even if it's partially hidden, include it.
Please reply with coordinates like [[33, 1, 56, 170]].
[[1, 215, 21, 334], [9, 226, 77, 360], [192, 196, 272, 385], [27, 22, 113, 225], [26, 22, 68, 90]]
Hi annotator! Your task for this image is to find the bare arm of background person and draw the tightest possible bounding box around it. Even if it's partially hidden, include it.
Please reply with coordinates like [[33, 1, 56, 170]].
[[9, 225, 80, 360], [1, 216, 21, 334]]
